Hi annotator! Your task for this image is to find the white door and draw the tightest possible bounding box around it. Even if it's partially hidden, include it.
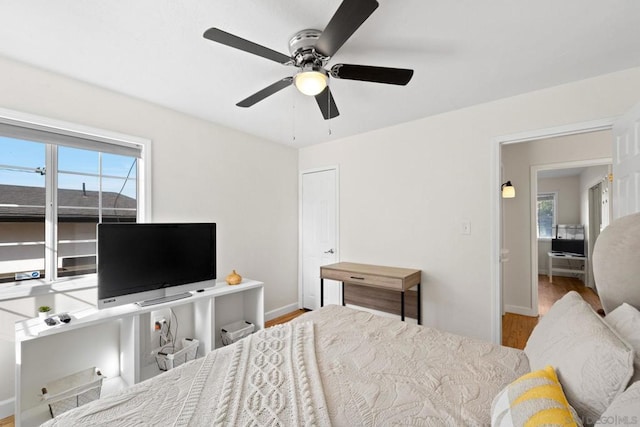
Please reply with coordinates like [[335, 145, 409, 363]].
[[301, 168, 338, 310], [612, 102, 640, 219]]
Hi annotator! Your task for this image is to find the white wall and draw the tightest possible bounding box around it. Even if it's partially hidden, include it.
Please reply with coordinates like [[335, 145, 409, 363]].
[[539, 176, 581, 224], [0, 56, 299, 415], [299, 67, 640, 339]]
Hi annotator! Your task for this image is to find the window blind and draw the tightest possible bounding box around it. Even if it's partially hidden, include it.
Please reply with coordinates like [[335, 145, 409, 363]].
[[0, 122, 142, 158]]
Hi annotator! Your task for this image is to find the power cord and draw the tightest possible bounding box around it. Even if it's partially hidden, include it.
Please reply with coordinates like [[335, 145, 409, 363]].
[[155, 308, 179, 370]]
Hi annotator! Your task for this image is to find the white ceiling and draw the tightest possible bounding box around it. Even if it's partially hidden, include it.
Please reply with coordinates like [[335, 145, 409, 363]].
[[538, 167, 588, 179], [1, 1, 640, 147]]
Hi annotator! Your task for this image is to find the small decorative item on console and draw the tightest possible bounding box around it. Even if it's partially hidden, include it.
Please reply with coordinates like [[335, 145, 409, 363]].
[[226, 270, 242, 285], [38, 306, 52, 319]]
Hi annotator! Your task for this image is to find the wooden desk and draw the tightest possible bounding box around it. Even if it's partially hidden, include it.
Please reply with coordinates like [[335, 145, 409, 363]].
[[320, 262, 422, 324]]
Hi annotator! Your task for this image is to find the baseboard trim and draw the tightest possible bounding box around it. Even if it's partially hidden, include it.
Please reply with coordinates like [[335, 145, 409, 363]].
[[0, 397, 14, 420], [265, 302, 300, 321], [505, 304, 538, 317]]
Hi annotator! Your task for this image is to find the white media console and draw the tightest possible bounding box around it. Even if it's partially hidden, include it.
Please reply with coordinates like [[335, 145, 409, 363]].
[[14, 279, 264, 427]]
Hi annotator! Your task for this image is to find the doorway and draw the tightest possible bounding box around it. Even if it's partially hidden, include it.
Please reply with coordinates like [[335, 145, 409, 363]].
[[493, 119, 616, 344], [501, 131, 611, 320], [299, 167, 339, 310]]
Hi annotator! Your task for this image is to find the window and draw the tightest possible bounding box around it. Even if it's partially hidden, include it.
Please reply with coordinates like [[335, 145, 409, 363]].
[[0, 113, 147, 287], [537, 192, 557, 238]]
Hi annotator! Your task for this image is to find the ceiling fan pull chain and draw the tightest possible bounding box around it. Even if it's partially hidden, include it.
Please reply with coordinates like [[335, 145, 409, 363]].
[[292, 85, 297, 142], [327, 81, 332, 135]]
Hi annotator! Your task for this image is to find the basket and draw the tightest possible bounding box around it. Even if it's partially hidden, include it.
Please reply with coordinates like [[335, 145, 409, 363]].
[[42, 367, 104, 418], [155, 338, 199, 371], [221, 320, 255, 346]]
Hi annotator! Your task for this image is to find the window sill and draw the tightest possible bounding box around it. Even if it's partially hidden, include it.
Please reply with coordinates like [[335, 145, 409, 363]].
[[0, 274, 97, 302], [538, 237, 552, 241]]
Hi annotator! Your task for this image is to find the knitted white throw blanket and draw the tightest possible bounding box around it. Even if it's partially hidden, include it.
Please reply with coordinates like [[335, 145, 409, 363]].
[[174, 322, 330, 427]]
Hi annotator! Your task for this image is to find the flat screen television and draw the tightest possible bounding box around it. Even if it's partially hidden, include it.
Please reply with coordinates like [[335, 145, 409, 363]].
[[97, 223, 216, 309], [551, 238, 585, 256]]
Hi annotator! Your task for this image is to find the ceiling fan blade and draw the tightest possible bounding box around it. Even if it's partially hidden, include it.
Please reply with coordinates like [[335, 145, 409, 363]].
[[236, 77, 293, 107], [203, 28, 292, 65], [331, 64, 413, 85], [315, 87, 340, 120], [315, 0, 379, 58]]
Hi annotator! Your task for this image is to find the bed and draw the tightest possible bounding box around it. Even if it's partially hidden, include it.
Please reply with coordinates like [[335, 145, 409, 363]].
[[42, 212, 640, 426]]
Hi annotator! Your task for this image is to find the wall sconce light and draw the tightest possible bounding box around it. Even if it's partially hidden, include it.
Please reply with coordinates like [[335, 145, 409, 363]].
[[501, 181, 516, 198]]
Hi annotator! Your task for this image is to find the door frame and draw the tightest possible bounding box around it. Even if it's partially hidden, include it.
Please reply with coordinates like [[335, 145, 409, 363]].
[[491, 117, 616, 344], [298, 165, 340, 309]]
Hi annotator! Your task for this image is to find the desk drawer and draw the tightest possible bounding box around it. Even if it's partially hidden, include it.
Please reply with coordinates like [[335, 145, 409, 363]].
[[321, 268, 403, 290]]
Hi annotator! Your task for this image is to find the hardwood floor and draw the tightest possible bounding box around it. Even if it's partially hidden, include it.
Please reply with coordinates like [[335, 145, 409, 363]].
[[265, 309, 307, 328], [501, 311, 540, 350], [537, 274, 602, 316], [0, 415, 14, 427], [502, 275, 602, 349]]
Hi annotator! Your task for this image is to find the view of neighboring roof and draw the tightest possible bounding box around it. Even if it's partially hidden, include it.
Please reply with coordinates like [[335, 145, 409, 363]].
[[0, 184, 136, 221]]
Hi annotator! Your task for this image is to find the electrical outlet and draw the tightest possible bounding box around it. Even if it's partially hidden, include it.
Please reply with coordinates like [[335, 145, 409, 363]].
[[153, 317, 167, 331]]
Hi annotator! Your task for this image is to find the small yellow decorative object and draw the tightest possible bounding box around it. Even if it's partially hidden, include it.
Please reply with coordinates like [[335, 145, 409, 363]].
[[226, 270, 242, 285]]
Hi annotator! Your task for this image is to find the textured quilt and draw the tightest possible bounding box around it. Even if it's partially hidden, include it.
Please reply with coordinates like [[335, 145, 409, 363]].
[[291, 305, 530, 426], [41, 305, 529, 426], [42, 322, 329, 427]]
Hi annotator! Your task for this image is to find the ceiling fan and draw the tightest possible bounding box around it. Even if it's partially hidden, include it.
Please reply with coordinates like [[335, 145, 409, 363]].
[[203, 0, 413, 120]]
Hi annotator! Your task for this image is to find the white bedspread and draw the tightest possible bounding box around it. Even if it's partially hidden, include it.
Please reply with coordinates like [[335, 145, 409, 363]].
[[42, 322, 330, 427], [292, 305, 530, 426], [41, 305, 529, 426]]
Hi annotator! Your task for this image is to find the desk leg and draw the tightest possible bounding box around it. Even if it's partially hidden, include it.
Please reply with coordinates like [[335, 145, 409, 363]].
[[417, 283, 421, 325], [548, 255, 553, 283], [341, 282, 345, 306], [401, 291, 405, 321], [320, 278, 324, 308]]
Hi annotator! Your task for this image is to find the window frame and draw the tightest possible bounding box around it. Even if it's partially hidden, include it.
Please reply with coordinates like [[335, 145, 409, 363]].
[[0, 107, 152, 299], [536, 191, 558, 240]]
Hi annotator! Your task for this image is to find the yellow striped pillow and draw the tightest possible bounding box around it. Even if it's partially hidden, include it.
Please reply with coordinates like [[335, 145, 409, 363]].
[[491, 366, 582, 427]]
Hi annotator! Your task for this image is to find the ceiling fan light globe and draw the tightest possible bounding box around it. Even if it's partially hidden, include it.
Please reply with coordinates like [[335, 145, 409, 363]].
[[295, 71, 328, 96]]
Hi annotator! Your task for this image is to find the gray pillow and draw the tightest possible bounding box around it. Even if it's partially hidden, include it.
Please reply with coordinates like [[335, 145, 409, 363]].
[[605, 303, 640, 384], [524, 291, 634, 422], [595, 381, 640, 427]]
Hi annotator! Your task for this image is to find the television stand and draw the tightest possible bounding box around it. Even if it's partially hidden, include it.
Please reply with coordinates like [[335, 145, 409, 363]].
[[547, 251, 587, 284], [15, 280, 264, 427], [137, 291, 192, 307]]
